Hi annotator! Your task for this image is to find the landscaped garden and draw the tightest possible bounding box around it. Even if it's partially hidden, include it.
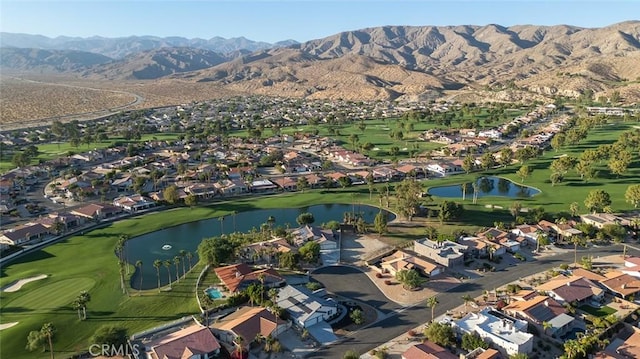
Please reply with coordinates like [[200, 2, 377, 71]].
[[579, 304, 617, 317]]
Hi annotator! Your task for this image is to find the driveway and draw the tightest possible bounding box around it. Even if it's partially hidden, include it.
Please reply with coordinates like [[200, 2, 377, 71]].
[[311, 266, 399, 315], [306, 245, 639, 359]]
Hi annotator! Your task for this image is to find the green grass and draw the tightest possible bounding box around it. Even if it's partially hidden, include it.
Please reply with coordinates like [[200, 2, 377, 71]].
[[5, 278, 96, 313], [425, 120, 640, 214], [2, 116, 637, 357], [1, 133, 179, 174], [0, 189, 383, 359], [238, 112, 522, 160], [579, 304, 616, 317]]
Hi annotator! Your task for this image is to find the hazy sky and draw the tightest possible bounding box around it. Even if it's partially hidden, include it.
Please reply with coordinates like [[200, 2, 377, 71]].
[[1, 1, 638, 43]]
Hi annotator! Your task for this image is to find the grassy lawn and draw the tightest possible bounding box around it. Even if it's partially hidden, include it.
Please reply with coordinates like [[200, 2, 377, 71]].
[[0, 133, 179, 174], [0, 189, 387, 359], [424, 120, 640, 214], [239, 111, 523, 160], [579, 304, 616, 317], [1, 114, 637, 357]]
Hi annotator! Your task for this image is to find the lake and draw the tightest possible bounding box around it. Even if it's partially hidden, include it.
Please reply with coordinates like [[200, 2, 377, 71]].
[[427, 176, 540, 199], [124, 203, 393, 289]]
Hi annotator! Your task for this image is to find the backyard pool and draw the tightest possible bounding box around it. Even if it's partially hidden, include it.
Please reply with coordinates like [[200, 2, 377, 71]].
[[206, 287, 224, 299]]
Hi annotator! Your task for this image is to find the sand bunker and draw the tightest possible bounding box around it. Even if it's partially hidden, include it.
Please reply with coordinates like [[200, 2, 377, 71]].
[[1, 274, 48, 293], [0, 322, 18, 331]]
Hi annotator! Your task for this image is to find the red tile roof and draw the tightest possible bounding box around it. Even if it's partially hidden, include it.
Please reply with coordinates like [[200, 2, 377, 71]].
[[402, 341, 457, 359], [148, 325, 220, 359], [214, 264, 284, 293], [214, 306, 278, 342]]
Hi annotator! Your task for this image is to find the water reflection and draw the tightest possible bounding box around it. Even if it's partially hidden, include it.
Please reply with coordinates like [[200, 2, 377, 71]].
[[427, 176, 540, 199]]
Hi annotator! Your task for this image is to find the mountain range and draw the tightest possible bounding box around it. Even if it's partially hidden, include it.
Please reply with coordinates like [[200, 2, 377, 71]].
[[2, 21, 640, 102]]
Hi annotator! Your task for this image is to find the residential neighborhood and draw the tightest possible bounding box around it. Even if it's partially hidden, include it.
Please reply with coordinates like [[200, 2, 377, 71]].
[[1, 95, 639, 359]]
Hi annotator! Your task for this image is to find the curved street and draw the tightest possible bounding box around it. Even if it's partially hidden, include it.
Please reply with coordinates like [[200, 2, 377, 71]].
[[308, 245, 639, 359]]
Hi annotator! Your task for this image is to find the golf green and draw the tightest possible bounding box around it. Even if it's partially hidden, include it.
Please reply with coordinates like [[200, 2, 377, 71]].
[[5, 278, 95, 312]]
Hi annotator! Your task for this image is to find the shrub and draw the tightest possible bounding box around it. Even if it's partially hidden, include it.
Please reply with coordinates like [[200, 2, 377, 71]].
[[560, 263, 569, 270], [384, 279, 392, 285], [350, 308, 365, 325], [375, 272, 383, 278], [271, 340, 282, 353], [375, 348, 388, 359], [306, 281, 323, 291], [407, 329, 416, 337]]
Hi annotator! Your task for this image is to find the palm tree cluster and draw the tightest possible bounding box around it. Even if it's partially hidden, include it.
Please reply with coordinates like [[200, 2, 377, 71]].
[[563, 332, 609, 359], [72, 291, 91, 320], [150, 249, 193, 291]]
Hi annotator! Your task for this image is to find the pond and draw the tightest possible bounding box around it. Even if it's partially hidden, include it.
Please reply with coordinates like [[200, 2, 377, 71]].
[[427, 176, 540, 199], [124, 203, 393, 290]]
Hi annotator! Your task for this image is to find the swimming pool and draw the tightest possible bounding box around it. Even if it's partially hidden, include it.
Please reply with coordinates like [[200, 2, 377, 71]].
[[206, 287, 224, 299]]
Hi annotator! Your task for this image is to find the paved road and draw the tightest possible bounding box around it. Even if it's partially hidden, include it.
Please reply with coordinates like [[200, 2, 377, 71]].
[[308, 245, 639, 359], [312, 266, 398, 315]]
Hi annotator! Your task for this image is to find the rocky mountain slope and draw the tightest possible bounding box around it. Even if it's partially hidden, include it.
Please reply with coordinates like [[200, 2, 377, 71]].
[[0, 32, 297, 58], [84, 47, 230, 80], [2, 22, 640, 102], [184, 21, 640, 101], [0, 48, 112, 72]]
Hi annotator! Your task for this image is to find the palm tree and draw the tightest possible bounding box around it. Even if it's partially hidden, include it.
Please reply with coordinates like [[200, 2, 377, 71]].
[[571, 235, 587, 267], [118, 261, 127, 295], [52, 221, 65, 235], [185, 251, 193, 272], [542, 321, 553, 335], [153, 259, 162, 292], [264, 335, 275, 353], [462, 294, 475, 312], [267, 215, 276, 230], [179, 250, 187, 277], [254, 333, 264, 346], [232, 211, 238, 232], [536, 231, 546, 253], [564, 339, 586, 359], [78, 291, 90, 320], [163, 260, 172, 287], [72, 299, 83, 320], [173, 256, 181, 283], [40, 322, 56, 359], [257, 273, 266, 302], [471, 181, 479, 204], [488, 245, 496, 261], [426, 296, 439, 323], [136, 260, 143, 294], [233, 335, 245, 358], [268, 288, 280, 337], [117, 234, 130, 274], [461, 182, 469, 201], [219, 216, 225, 234]]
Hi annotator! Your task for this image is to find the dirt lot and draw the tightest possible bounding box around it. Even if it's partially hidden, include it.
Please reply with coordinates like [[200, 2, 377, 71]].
[[341, 233, 393, 264]]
